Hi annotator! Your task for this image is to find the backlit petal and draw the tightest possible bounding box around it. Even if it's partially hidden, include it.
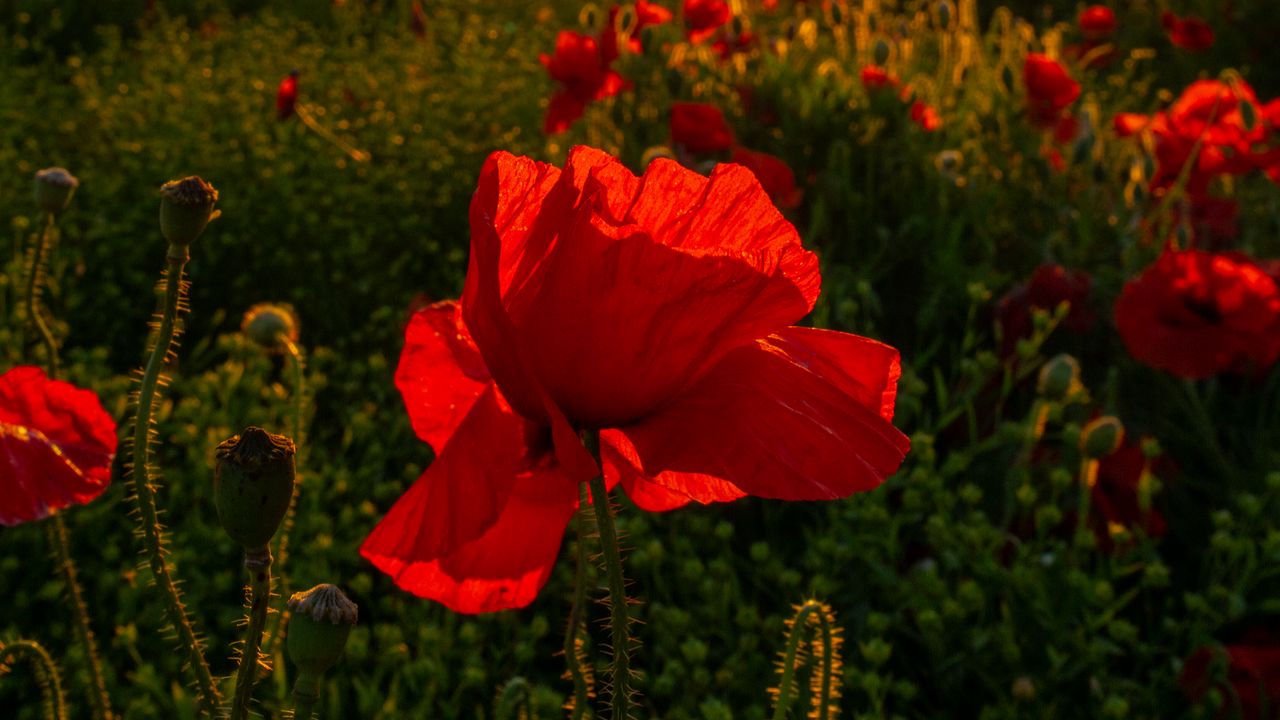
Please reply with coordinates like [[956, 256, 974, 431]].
[[395, 300, 489, 451]]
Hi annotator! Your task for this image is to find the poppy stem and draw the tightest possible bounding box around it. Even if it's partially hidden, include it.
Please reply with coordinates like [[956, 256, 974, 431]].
[[45, 516, 115, 720], [563, 483, 593, 720], [0, 639, 69, 720], [770, 600, 843, 720], [229, 550, 273, 720], [1076, 458, 1098, 543], [22, 213, 59, 377], [586, 469, 635, 719], [263, 338, 307, 663], [129, 255, 221, 713]]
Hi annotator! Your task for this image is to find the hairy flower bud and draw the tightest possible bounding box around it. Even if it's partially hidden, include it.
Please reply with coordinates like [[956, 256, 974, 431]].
[[1037, 354, 1080, 400], [213, 427, 296, 552], [159, 176, 219, 253], [287, 584, 357, 680], [34, 167, 79, 215], [242, 303, 300, 353], [1081, 416, 1124, 459]]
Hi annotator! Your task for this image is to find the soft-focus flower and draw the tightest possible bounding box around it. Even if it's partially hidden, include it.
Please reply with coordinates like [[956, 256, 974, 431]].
[[711, 25, 754, 60], [1078, 5, 1117, 40], [1162, 11, 1215, 52], [409, 1, 426, 39], [1023, 54, 1080, 128], [1091, 441, 1167, 542], [601, 1, 673, 62], [276, 71, 299, 119], [671, 101, 736, 154], [361, 147, 910, 612], [0, 367, 117, 526], [730, 147, 803, 210], [541, 31, 628, 134], [1115, 250, 1280, 379], [1181, 628, 1280, 720], [684, 0, 732, 43], [860, 64, 898, 93], [995, 264, 1094, 356], [909, 100, 943, 132]]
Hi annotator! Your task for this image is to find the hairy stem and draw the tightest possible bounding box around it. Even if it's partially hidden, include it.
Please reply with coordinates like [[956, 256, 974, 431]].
[[229, 550, 273, 720], [496, 676, 536, 720], [0, 639, 68, 720], [771, 601, 842, 720], [587, 472, 633, 719], [264, 339, 307, 659], [23, 213, 58, 375], [129, 255, 220, 713], [45, 516, 114, 720], [563, 483, 592, 720]]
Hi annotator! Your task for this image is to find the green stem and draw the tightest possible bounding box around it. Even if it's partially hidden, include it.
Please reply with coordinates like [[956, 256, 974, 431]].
[[771, 601, 840, 720], [587, 472, 633, 719], [45, 516, 115, 720], [292, 673, 320, 720], [564, 483, 593, 720], [1076, 458, 1098, 544], [129, 253, 220, 713], [264, 339, 307, 656], [23, 213, 58, 375], [229, 549, 273, 720], [0, 639, 68, 720], [495, 677, 536, 720]]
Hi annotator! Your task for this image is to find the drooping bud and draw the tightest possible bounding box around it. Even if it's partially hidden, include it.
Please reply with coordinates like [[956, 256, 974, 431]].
[[213, 427, 296, 552], [159, 176, 219, 255], [1037, 354, 1080, 400], [873, 37, 891, 65], [242, 303, 300, 353], [1080, 416, 1124, 459], [287, 584, 357, 694], [34, 167, 79, 215]]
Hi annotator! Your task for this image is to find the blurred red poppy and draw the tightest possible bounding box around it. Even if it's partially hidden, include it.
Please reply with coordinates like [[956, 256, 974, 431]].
[[362, 147, 910, 612], [1181, 628, 1280, 720], [860, 64, 898, 93], [684, 0, 732, 43], [409, 1, 426, 39], [995, 264, 1094, 356], [0, 367, 117, 526], [909, 100, 942, 132], [1023, 54, 1080, 128], [671, 101, 736, 154], [730, 147, 803, 209], [541, 31, 628, 134], [276, 71, 298, 119], [601, 1, 673, 62], [1115, 250, 1280, 379], [1162, 11, 1215, 52], [1091, 441, 1167, 543], [1078, 5, 1116, 40]]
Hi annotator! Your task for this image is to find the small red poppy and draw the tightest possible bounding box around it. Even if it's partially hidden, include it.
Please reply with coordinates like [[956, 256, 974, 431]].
[[909, 100, 942, 132], [276, 71, 298, 119], [541, 31, 628, 135], [361, 147, 910, 612], [1181, 628, 1280, 720], [995, 264, 1094, 356], [601, 1, 673, 63], [1115, 250, 1280, 379], [1091, 441, 1167, 542], [684, 0, 732, 44], [1161, 11, 1215, 52], [409, 1, 427, 39], [1078, 5, 1117, 40], [670, 101, 736, 154], [860, 64, 898, 93], [1023, 54, 1080, 129], [730, 147, 803, 210], [0, 367, 118, 526]]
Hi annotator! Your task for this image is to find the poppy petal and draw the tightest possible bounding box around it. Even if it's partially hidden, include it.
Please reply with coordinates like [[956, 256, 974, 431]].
[[362, 464, 578, 613], [395, 300, 490, 451], [602, 428, 744, 510], [609, 328, 910, 501]]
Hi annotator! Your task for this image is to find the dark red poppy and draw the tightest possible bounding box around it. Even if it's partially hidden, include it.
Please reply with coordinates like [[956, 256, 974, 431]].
[[1078, 5, 1117, 40], [1091, 441, 1167, 541], [1162, 11, 1215, 51], [1115, 250, 1280, 379], [995, 264, 1094, 356], [0, 367, 117, 526], [601, 1, 673, 63], [276, 71, 298, 119], [1023, 54, 1080, 129], [1181, 628, 1280, 720], [361, 147, 910, 612], [541, 31, 628, 135], [671, 101, 736, 154], [684, 0, 731, 44], [712, 27, 754, 60], [410, 1, 427, 39], [860, 64, 898, 93], [909, 100, 942, 132], [730, 147, 803, 210]]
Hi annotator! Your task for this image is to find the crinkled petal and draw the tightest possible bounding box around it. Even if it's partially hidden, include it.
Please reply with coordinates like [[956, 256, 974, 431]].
[[608, 328, 909, 502], [395, 301, 489, 451], [602, 428, 744, 511], [363, 464, 578, 614]]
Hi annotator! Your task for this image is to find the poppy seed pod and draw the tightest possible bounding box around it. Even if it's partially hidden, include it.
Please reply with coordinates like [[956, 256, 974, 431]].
[[1037, 354, 1080, 400], [213, 427, 296, 552], [873, 38, 891, 65], [287, 584, 357, 679], [159, 176, 219, 250], [1081, 416, 1124, 460], [242, 303, 300, 353], [34, 167, 79, 215]]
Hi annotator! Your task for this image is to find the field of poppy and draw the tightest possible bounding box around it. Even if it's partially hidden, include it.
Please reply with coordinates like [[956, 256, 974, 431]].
[[1, 0, 1279, 718]]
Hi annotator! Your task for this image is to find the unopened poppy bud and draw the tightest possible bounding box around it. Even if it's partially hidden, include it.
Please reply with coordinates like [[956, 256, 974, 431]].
[[1037, 354, 1080, 400], [159, 176, 219, 253], [873, 38, 891, 65], [214, 427, 296, 552], [1081, 416, 1124, 459], [242, 303, 300, 353], [936, 0, 952, 29], [288, 584, 357, 698], [34, 167, 79, 215]]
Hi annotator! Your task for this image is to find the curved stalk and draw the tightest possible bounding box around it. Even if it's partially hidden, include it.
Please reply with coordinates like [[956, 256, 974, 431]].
[[0, 639, 69, 720], [229, 550, 273, 720], [23, 213, 58, 376], [771, 600, 843, 720]]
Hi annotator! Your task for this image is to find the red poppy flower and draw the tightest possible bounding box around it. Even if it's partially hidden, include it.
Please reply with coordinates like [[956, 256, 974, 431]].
[[276, 71, 298, 119], [601, 1, 673, 63], [995, 264, 1094, 356], [684, 0, 731, 44], [1181, 628, 1280, 720], [730, 147, 803, 210], [909, 100, 942, 132], [860, 65, 898, 93], [541, 31, 628, 135], [1115, 250, 1280, 379], [1023, 54, 1080, 128], [409, 1, 427, 39], [361, 147, 910, 612], [1078, 5, 1117, 40], [671, 101, 736, 154], [0, 367, 118, 526], [1162, 11, 1215, 52], [712, 27, 754, 60], [1091, 441, 1167, 542]]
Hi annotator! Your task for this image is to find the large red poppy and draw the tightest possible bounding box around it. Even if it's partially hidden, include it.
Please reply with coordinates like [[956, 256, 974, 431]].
[[1023, 54, 1080, 129], [684, 0, 731, 44], [1115, 250, 1280, 379], [1161, 11, 1214, 52], [0, 367, 118, 526], [541, 31, 628, 135], [362, 147, 910, 613]]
